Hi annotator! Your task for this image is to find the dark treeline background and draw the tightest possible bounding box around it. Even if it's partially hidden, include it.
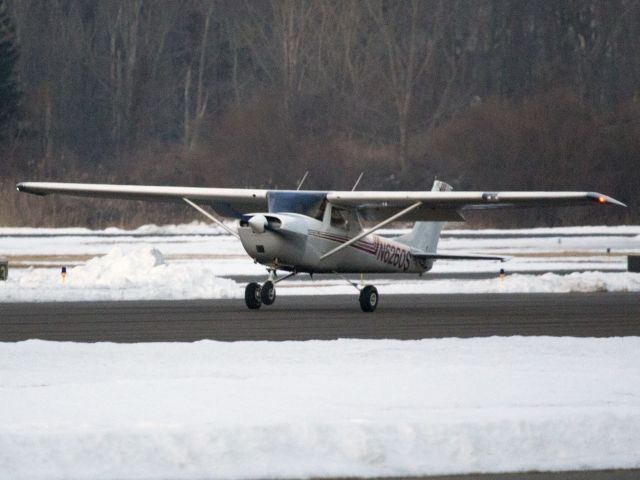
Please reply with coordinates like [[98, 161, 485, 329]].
[[0, 0, 638, 227]]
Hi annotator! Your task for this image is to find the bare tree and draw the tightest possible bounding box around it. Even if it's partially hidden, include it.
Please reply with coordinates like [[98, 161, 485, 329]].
[[367, 0, 454, 168]]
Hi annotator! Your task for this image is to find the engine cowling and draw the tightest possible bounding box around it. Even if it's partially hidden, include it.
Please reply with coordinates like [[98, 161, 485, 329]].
[[237, 213, 307, 268]]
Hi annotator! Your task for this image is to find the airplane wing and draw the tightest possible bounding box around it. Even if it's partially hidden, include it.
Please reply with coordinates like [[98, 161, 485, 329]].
[[16, 182, 269, 218], [17, 182, 626, 221], [327, 191, 626, 222]]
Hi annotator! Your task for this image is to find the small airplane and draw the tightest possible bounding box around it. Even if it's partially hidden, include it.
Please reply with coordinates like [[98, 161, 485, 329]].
[[17, 179, 626, 311]]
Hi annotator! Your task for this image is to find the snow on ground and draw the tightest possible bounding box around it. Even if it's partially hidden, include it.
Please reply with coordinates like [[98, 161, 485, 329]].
[[1, 245, 640, 302], [441, 234, 639, 255], [1, 247, 239, 302], [0, 225, 242, 259], [1, 223, 638, 260], [278, 271, 640, 296], [1, 337, 639, 479], [0, 220, 228, 236], [442, 225, 640, 235], [2, 225, 639, 479], [0, 224, 639, 301]]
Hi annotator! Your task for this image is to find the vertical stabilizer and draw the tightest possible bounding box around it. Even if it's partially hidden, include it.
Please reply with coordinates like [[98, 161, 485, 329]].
[[396, 180, 452, 252]]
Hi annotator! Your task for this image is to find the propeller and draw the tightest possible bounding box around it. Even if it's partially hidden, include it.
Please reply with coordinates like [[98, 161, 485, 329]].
[[243, 214, 283, 234], [248, 214, 268, 234]]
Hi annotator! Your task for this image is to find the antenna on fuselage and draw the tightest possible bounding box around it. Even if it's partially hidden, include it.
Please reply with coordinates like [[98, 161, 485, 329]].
[[351, 172, 364, 191], [296, 171, 309, 190]]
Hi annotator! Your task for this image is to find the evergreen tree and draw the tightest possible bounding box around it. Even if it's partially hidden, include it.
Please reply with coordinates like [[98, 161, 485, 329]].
[[0, 0, 20, 137]]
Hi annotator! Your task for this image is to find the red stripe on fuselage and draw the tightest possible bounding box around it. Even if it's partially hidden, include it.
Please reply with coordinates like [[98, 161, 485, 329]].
[[308, 229, 378, 254]]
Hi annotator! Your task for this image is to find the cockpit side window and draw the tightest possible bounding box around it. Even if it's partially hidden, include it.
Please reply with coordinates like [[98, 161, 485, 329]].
[[330, 206, 349, 229]]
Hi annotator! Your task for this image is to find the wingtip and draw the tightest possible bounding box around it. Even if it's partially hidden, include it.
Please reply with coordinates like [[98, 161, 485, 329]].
[[16, 182, 46, 196], [16, 182, 31, 193], [590, 192, 627, 208], [605, 196, 627, 208]]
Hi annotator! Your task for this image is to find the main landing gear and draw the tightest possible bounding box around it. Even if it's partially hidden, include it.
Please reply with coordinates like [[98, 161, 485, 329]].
[[358, 285, 379, 312], [335, 273, 379, 312], [244, 271, 295, 309]]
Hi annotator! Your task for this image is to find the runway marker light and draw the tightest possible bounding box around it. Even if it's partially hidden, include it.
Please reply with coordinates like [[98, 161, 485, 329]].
[[0, 258, 7, 281], [598, 195, 606, 204]]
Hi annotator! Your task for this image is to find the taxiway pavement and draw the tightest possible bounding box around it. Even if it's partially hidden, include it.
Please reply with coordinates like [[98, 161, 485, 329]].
[[2, 292, 638, 342]]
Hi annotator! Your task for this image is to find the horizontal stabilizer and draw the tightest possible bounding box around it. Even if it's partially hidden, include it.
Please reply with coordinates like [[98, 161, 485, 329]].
[[413, 252, 510, 262]]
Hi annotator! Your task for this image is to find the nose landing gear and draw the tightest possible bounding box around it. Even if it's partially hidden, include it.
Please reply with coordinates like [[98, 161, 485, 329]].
[[244, 270, 296, 309]]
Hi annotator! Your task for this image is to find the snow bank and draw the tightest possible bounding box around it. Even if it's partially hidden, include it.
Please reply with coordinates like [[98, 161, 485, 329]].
[[1, 337, 639, 479], [1, 246, 240, 302], [279, 271, 640, 296], [0, 220, 227, 236], [443, 225, 640, 235], [1, 224, 638, 265], [1, 222, 639, 302], [2, 245, 640, 302]]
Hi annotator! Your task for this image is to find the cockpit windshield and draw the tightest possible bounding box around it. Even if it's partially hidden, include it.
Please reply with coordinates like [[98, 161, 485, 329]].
[[267, 191, 327, 220]]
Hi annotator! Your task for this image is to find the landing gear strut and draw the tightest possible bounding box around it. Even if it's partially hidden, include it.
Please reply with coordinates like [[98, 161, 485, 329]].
[[334, 273, 380, 312], [244, 270, 296, 310]]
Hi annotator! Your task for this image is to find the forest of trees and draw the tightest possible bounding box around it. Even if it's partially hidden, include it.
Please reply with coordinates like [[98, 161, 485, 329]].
[[0, 0, 638, 227]]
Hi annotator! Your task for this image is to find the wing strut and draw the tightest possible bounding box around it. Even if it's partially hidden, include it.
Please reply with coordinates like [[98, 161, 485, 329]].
[[320, 201, 422, 260], [182, 197, 240, 238]]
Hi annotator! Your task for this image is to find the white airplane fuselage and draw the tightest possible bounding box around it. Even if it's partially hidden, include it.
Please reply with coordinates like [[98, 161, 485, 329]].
[[238, 212, 431, 274]]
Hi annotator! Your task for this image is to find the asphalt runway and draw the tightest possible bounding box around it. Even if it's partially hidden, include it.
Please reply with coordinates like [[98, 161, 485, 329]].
[[2, 292, 639, 342]]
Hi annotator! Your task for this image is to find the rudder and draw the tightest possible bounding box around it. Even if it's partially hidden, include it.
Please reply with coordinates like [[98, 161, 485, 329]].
[[396, 180, 452, 253]]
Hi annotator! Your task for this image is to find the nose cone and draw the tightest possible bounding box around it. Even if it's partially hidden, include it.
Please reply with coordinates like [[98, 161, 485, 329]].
[[248, 214, 268, 234]]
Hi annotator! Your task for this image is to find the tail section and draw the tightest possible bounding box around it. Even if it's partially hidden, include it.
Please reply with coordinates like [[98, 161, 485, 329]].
[[396, 180, 452, 253]]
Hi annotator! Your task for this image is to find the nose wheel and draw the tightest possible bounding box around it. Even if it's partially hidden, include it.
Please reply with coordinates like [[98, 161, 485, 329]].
[[244, 281, 277, 309], [260, 281, 276, 305], [244, 271, 296, 309], [244, 282, 262, 309]]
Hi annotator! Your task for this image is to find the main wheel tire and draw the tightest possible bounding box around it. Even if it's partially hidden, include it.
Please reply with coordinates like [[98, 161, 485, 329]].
[[245, 282, 262, 309], [359, 285, 379, 312], [260, 280, 276, 305]]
